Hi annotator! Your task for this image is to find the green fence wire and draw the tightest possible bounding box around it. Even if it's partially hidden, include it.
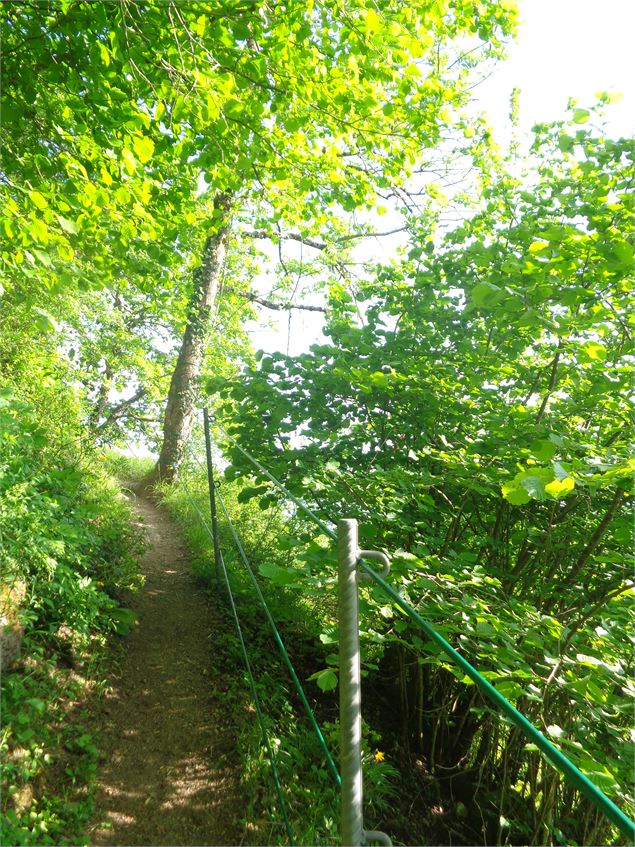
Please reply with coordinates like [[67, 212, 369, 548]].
[[211, 416, 635, 843], [178, 471, 295, 845], [359, 561, 635, 842], [218, 423, 336, 540], [211, 477, 342, 788]]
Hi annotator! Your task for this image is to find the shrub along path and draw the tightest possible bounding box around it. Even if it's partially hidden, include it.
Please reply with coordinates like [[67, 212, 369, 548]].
[[90, 490, 243, 846]]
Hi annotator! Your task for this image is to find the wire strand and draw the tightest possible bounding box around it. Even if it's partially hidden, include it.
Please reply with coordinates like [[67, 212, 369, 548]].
[[211, 417, 336, 541], [177, 469, 296, 845], [211, 472, 341, 787]]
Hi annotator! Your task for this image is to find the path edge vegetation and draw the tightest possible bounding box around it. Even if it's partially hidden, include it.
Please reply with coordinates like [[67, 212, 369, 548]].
[[0, 386, 145, 845]]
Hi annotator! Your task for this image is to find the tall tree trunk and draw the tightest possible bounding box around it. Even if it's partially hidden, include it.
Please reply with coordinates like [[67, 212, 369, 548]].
[[147, 194, 231, 486]]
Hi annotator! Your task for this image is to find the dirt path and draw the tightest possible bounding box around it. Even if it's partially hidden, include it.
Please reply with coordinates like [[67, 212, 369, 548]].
[[90, 492, 244, 846]]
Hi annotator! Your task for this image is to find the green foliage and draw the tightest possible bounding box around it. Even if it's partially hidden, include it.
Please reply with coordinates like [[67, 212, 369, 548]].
[[102, 450, 155, 484], [0, 646, 101, 847], [0, 363, 144, 843], [0, 0, 518, 450], [2, 1, 631, 842], [0, 391, 144, 637], [214, 110, 634, 844]]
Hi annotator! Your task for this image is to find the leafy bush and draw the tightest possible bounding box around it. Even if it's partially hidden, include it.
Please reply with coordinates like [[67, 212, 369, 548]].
[[212, 113, 634, 846], [102, 449, 155, 485], [0, 388, 144, 845]]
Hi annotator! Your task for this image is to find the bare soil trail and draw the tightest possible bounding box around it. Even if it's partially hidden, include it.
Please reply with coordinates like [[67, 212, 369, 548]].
[[90, 491, 244, 846]]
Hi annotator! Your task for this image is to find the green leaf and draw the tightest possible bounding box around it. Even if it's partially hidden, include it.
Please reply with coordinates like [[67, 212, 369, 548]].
[[520, 475, 548, 501], [545, 476, 575, 498], [572, 108, 590, 124], [237, 484, 269, 503], [98, 41, 110, 66], [132, 135, 155, 164], [29, 190, 48, 210], [308, 668, 338, 692], [502, 483, 530, 505], [110, 607, 137, 635], [582, 342, 607, 361], [530, 439, 557, 462], [546, 724, 565, 738], [362, 8, 381, 33], [471, 282, 502, 308], [577, 757, 619, 793], [121, 148, 136, 174], [57, 215, 80, 235], [258, 563, 298, 585], [495, 679, 524, 699], [192, 14, 206, 36], [33, 248, 52, 267]]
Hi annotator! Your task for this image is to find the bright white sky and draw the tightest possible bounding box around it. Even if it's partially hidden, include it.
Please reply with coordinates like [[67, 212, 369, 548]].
[[247, 0, 635, 357], [478, 0, 635, 139]]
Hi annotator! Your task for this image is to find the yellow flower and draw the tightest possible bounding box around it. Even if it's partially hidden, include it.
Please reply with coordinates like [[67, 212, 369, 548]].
[[374, 751, 385, 763]]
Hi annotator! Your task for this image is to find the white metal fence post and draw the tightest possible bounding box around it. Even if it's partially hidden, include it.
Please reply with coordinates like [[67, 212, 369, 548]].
[[339, 518, 364, 847]]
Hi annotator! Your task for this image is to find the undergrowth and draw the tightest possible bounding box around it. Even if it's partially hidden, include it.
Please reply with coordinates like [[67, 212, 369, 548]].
[[0, 390, 144, 846]]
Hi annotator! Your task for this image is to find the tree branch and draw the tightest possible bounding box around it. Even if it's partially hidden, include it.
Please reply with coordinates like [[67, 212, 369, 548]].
[[566, 488, 626, 584], [225, 286, 326, 313], [534, 344, 562, 424], [542, 578, 634, 696], [96, 387, 146, 431], [242, 225, 409, 251], [243, 229, 326, 250]]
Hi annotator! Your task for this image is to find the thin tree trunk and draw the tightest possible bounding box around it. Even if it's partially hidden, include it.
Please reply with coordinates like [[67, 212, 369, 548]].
[[563, 487, 625, 587], [147, 194, 231, 486]]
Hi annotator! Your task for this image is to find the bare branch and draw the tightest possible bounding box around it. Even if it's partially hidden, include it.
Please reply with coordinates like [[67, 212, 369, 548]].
[[243, 229, 327, 250], [96, 387, 146, 431], [224, 286, 326, 313], [242, 225, 409, 250]]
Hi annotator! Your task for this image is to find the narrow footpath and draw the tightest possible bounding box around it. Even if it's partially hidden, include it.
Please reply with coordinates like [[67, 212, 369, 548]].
[[90, 491, 243, 846]]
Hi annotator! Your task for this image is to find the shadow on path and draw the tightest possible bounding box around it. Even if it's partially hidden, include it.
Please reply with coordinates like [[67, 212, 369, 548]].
[[90, 493, 243, 846]]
